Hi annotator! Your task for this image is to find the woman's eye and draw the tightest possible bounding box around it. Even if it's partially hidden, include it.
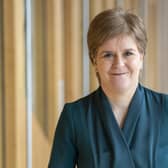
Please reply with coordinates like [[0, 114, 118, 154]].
[[124, 51, 133, 56], [103, 53, 113, 58]]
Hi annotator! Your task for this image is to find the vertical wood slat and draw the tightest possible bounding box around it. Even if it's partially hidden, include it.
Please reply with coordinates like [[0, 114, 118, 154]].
[[124, 0, 132, 9], [64, 0, 83, 102], [32, 1, 51, 167], [0, 109, 2, 167], [89, 0, 104, 22], [14, 0, 26, 166], [103, 0, 115, 9], [3, 0, 26, 168], [32, 0, 65, 166], [124, 0, 139, 12], [32, 113, 50, 168], [0, 54, 3, 167], [82, 0, 90, 96], [145, 0, 158, 90], [33, 0, 47, 133], [46, 0, 65, 141], [0, 72, 2, 167], [115, 0, 124, 8], [3, 1, 15, 166], [157, 0, 168, 93], [131, 0, 139, 14], [0, 0, 3, 166]]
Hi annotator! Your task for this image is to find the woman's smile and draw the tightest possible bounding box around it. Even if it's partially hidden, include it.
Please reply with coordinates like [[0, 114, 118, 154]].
[[111, 72, 129, 76]]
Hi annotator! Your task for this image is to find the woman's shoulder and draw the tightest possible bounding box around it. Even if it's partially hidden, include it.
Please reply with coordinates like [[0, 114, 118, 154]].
[[65, 88, 100, 109], [140, 84, 168, 104], [58, 88, 101, 130], [61, 87, 100, 117]]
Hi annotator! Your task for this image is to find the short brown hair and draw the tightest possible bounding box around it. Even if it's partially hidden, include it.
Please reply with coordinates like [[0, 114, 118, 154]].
[[87, 8, 147, 64]]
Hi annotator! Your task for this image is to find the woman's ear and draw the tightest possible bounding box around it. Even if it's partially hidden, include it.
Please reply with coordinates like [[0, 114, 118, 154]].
[[92, 57, 98, 72], [92, 57, 97, 65]]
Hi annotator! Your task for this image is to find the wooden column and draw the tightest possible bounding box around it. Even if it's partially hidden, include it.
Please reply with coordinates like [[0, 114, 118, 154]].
[[3, 0, 26, 167], [145, 0, 158, 90], [0, 117, 2, 167], [0, 0, 3, 166], [32, 0, 65, 167], [115, 0, 124, 8], [124, 0, 132, 9], [46, 0, 65, 141], [33, 113, 50, 168], [157, 0, 168, 93], [33, 0, 47, 133], [103, 0, 115, 9], [0, 86, 2, 167], [64, 0, 83, 102], [124, 0, 139, 12], [0, 54, 3, 167]]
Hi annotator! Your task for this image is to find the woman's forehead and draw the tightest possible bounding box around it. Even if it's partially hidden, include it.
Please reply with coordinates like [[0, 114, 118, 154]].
[[99, 34, 138, 50]]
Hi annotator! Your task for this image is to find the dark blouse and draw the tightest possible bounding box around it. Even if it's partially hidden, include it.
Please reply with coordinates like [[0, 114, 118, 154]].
[[48, 84, 168, 168]]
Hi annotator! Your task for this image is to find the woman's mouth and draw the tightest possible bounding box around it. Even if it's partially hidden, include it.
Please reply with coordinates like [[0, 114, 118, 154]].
[[112, 72, 128, 76]]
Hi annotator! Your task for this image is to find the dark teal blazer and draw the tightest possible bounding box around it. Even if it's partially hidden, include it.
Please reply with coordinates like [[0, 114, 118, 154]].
[[48, 84, 168, 168]]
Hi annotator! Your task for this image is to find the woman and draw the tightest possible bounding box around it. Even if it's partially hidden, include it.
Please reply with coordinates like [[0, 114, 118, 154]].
[[48, 8, 168, 168]]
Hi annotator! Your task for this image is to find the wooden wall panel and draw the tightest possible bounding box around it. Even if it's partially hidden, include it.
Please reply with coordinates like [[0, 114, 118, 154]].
[[0, 57, 3, 168], [145, 0, 158, 90], [33, 113, 50, 168], [103, 0, 115, 9], [13, 1, 26, 167], [64, 0, 83, 102], [46, 0, 65, 142], [32, 1, 53, 167], [157, 0, 168, 93], [121, 0, 138, 12], [124, 0, 132, 9], [0, 0, 3, 166], [33, 0, 47, 133], [90, 0, 104, 20], [3, 1, 16, 165], [0, 83, 2, 167], [3, 0, 26, 168]]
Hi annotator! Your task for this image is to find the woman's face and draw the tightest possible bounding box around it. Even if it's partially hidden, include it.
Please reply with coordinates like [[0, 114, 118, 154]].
[[94, 34, 143, 94]]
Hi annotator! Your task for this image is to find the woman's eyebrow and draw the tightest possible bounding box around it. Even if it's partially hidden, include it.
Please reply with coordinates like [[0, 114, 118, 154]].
[[99, 48, 137, 55], [123, 48, 136, 52], [99, 51, 113, 55]]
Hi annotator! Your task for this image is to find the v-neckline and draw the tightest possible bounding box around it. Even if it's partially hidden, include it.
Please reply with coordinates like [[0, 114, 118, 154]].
[[98, 84, 144, 138], [95, 84, 144, 167]]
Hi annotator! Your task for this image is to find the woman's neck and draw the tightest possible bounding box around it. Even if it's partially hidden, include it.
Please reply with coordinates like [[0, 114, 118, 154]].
[[103, 85, 137, 105], [101, 84, 138, 127]]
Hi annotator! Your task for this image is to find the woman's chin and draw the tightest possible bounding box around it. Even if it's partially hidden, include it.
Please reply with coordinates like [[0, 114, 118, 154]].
[[107, 81, 132, 93], [112, 84, 129, 93], [109, 80, 138, 94]]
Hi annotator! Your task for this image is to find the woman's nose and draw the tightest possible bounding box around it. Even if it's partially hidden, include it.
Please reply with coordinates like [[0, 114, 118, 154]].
[[112, 55, 124, 66]]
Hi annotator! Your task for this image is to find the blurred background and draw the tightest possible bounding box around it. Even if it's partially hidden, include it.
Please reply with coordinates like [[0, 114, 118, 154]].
[[0, 0, 168, 168]]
